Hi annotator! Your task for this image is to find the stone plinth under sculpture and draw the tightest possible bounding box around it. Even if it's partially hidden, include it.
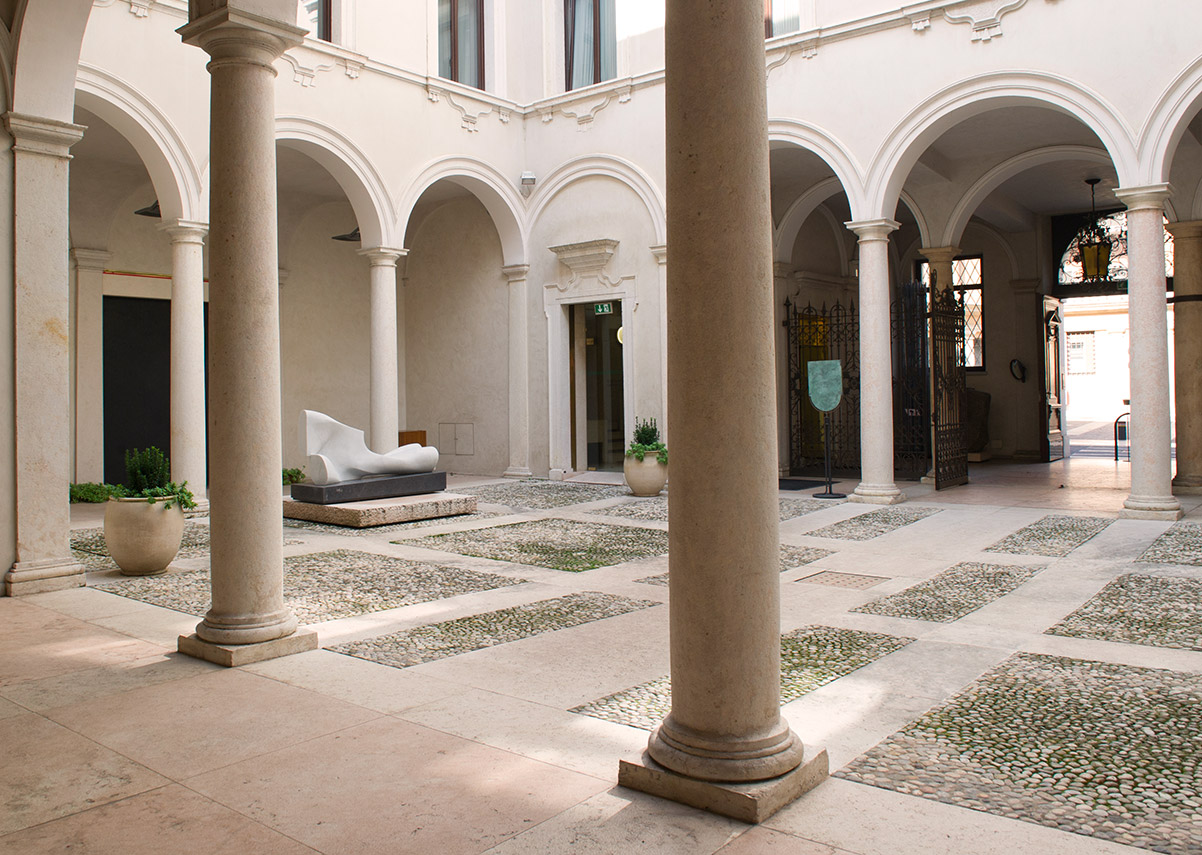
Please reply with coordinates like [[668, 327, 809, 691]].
[[283, 410, 475, 527]]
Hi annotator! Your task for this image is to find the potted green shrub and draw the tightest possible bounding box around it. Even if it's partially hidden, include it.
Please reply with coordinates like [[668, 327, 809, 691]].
[[103, 447, 196, 576], [624, 417, 669, 497]]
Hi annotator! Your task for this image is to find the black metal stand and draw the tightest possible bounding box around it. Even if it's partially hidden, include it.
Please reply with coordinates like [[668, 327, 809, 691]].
[[814, 411, 846, 499]]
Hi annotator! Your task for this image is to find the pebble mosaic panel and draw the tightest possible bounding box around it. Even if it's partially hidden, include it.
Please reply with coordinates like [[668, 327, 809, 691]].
[[1138, 522, 1202, 566], [93, 549, 525, 623], [985, 514, 1113, 557], [1047, 574, 1202, 650], [329, 591, 659, 668], [572, 626, 914, 730], [460, 480, 628, 510], [803, 507, 941, 541], [595, 496, 844, 524], [852, 561, 1044, 623], [838, 652, 1202, 855], [634, 545, 834, 586], [414, 518, 669, 572]]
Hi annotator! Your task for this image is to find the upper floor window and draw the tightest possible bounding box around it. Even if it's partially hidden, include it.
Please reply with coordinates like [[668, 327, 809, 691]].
[[764, 0, 801, 38], [439, 0, 485, 89], [298, 0, 331, 42], [565, 0, 616, 90]]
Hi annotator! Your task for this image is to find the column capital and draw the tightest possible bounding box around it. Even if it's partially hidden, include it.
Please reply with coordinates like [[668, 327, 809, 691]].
[[918, 245, 961, 263], [178, 7, 305, 66], [650, 244, 668, 265], [1167, 219, 1202, 241], [71, 248, 112, 272], [4, 112, 85, 159], [501, 264, 530, 282], [358, 246, 406, 267], [160, 219, 209, 244], [1114, 184, 1172, 212], [846, 218, 900, 241]]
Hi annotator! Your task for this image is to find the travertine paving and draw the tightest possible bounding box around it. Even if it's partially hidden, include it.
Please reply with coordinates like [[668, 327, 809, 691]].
[[635, 544, 834, 585], [1047, 574, 1202, 650], [804, 506, 941, 541], [94, 549, 526, 623], [985, 514, 1114, 557], [572, 626, 914, 730], [414, 517, 669, 571], [461, 479, 629, 509], [838, 652, 1202, 855], [329, 592, 658, 667], [1138, 521, 1202, 565], [853, 561, 1044, 623]]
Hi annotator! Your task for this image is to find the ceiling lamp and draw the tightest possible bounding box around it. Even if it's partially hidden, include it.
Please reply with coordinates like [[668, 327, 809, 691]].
[[1077, 178, 1112, 282], [134, 200, 161, 218], [331, 226, 360, 242]]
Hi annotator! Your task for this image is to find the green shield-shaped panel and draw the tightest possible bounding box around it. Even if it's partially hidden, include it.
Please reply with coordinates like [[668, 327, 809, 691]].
[[807, 360, 843, 412]]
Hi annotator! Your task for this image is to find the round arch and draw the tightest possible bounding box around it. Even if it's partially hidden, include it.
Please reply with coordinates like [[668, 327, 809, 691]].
[[1141, 55, 1202, 187], [397, 157, 527, 267], [11, 0, 92, 122], [867, 71, 1139, 223], [773, 176, 843, 264], [768, 119, 867, 217], [528, 154, 666, 247], [75, 64, 203, 223], [276, 116, 395, 249]]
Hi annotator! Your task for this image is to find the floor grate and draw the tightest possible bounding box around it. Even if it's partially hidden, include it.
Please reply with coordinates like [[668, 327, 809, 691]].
[[796, 570, 889, 589]]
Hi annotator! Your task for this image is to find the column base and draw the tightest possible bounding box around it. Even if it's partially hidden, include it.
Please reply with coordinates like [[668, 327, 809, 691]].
[[619, 748, 829, 824], [1120, 495, 1183, 520], [1173, 475, 1202, 495], [5, 558, 86, 596], [178, 627, 318, 667], [850, 485, 906, 505], [185, 499, 210, 517], [549, 469, 569, 481], [503, 467, 533, 478]]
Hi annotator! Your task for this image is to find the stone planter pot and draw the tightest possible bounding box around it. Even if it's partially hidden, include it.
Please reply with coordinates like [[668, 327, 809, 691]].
[[104, 497, 185, 576], [624, 455, 668, 497]]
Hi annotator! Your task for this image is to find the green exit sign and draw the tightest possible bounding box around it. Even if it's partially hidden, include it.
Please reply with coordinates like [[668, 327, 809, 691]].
[[594, 302, 613, 315]]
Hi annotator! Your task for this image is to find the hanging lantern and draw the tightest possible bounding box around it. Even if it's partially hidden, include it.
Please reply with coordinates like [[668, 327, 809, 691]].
[[1077, 178, 1112, 281]]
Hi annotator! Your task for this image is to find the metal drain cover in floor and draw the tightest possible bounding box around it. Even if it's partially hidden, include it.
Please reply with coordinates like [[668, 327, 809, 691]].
[[797, 570, 889, 589]]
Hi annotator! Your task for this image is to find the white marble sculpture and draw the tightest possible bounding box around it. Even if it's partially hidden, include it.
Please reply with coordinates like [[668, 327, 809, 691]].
[[301, 409, 440, 485]]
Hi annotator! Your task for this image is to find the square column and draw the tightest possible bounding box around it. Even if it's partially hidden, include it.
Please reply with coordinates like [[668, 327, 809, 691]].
[[502, 264, 532, 477], [4, 113, 86, 596], [360, 247, 405, 453], [1167, 220, 1202, 493], [71, 248, 110, 485], [1115, 185, 1181, 520]]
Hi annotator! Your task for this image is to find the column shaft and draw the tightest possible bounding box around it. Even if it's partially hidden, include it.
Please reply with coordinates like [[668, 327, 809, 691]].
[[72, 249, 110, 484], [1116, 186, 1181, 520], [4, 114, 86, 596], [849, 221, 904, 503], [361, 247, 404, 453], [503, 264, 532, 477], [164, 222, 209, 505], [1168, 220, 1202, 492]]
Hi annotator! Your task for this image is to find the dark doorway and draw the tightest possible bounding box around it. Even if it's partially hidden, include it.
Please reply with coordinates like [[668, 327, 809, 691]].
[[570, 301, 625, 471]]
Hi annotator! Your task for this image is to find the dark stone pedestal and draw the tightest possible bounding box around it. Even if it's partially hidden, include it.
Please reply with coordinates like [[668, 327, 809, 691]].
[[290, 471, 447, 505]]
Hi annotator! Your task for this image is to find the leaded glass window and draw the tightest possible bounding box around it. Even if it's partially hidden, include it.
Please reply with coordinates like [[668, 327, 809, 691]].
[[917, 255, 985, 370]]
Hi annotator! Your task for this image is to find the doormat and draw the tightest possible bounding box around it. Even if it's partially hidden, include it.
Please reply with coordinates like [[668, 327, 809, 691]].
[[779, 478, 825, 491]]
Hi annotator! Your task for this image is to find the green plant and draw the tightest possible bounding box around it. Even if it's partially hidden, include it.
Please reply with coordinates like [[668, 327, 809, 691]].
[[626, 417, 668, 465], [70, 482, 117, 503], [125, 446, 171, 492], [282, 467, 306, 485]]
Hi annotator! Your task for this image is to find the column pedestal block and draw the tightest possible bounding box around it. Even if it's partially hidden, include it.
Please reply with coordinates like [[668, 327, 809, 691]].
[[619, 748, 828, 824], [1119, 504, 1184, 521], [4, 558, 85, 596], [178, 627, 318, 667], [1172, 476, 1202, 495]]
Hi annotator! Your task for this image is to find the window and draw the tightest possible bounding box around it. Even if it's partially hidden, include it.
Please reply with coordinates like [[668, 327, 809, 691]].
[[917, 255, 986, 370], [439, 0, 485, 89], [764, 0, 801, 37], [1067, 332, 1096, 375], [565, 0, 616, 90], [298, 0, 331, 42]]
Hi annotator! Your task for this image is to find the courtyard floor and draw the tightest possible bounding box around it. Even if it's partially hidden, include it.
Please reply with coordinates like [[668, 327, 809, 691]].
[[4, 458, 1202, 854]]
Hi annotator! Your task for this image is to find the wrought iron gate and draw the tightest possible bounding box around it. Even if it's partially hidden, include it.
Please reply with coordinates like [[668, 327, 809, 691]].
[[892, 281, 930, 481], [930, 286, 969, 488]]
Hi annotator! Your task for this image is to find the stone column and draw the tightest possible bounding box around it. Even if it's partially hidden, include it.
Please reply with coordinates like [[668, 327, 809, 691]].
[[920, 246, 958, 295], [1168, 220, 1202, 493], [1115, 185, 1181, 520], [162, 221, 209, 509], [652, 244, 669, 445], [774, 263, 795, 477], [848, 219, 904, 504], [176, 5, 317, 664], [72, 248, 110, 485], [618, 0, 826, 823], [502, 264, 533, 477], [360, 247, 404, 453], [3, 113, 86, 596]]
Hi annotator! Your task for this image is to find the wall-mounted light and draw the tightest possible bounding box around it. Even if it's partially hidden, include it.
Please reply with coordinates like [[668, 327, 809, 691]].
[[134, 200, 161, 218], [520, 171, 537, 198], [331, 226, 361, 242]]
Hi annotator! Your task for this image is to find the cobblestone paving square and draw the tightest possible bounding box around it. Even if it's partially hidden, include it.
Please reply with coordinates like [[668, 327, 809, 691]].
[[328, 591, 659, 667], [589, 496, 844, 524], [804, 507, 941, 541], [634, 544, 835, 586], [460, 479, 629, 509], [837, 653, 1202, 855], [852, 561, 1044, 623], [72, 522, 301, 571], [985, 514, 1113, 557], [414, 517, 669, 571], [571, 626, 914, 730], [1047, 574, 1202, 650], [284, 512, 501, 536], [1138, 522, 1202, 566], [93, 549, 526, 623]]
